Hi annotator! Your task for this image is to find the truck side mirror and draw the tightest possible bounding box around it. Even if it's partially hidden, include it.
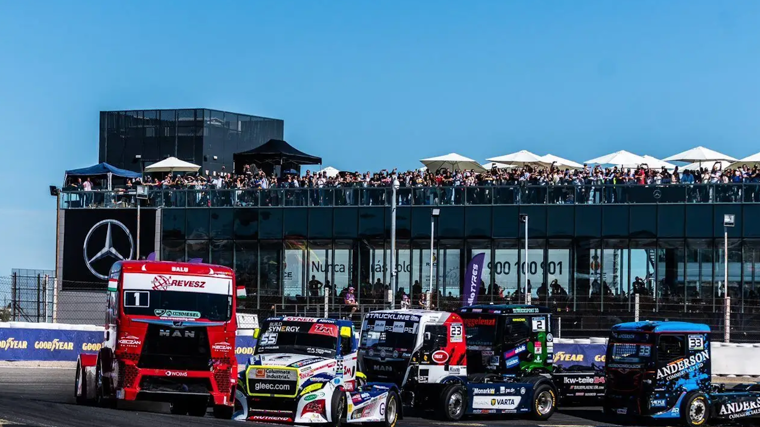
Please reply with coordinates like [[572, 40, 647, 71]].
[[340, 326, 352, 338], [253, 329, 260, 339], [424, 332, 432, 342]]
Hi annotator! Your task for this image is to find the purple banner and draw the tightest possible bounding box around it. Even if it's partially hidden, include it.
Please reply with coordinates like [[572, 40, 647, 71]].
[[462, 253, 486, 306]]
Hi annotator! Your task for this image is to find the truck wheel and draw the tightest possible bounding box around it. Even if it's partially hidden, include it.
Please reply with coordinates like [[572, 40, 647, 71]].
[[170, 401, 188, 415], [95, 361, 117, 409], [681, 393, 709, 427], [329, 390, 346, 427], [75, 360, 87, 405], [232, 386, 249, 421], [368, 391, 400, 427], [530, 383, 556, 420], [438, 384, 466, 421]]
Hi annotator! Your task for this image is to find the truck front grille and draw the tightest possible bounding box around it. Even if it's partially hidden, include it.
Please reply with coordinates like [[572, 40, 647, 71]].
[[138, 324, 211, 371]]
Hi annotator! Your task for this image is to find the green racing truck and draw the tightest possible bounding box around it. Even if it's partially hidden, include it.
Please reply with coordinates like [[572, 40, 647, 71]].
[[456, 304, 605, 403]]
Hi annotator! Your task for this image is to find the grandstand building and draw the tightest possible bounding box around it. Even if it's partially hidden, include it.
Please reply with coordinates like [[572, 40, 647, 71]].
[[55, 109, 758, 336]]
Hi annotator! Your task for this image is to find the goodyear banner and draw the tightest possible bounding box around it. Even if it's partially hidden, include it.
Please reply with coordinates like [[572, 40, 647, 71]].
[[0, 328, 259, 363], [0, 328, 103, 361], [553, 343, 606, 368], [235, 336, 257, 364]]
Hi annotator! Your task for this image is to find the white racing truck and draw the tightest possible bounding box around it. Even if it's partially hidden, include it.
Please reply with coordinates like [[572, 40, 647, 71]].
[[234, 316, 401, 426]]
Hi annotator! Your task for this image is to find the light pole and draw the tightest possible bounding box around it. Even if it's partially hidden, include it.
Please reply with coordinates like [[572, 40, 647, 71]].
[[49, 185, 60, 323], [724, 213, 735, 343], [136, 185, 148, 260], [390, 179, 399, 309], [428, 208, 440, 310], [520, 214, 530, 305]]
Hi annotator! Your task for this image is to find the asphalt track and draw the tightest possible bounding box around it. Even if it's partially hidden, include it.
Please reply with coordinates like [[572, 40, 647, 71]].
[[0, 366, 638, 427]]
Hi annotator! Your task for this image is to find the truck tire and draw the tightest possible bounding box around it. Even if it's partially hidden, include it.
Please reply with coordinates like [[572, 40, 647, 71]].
[[232, 386, 249, 421], [95, 361, 117, 409], [438, 384, 466, 421], [329, 389, 346, 427], [75, 360, 89, 405], [213, 404, 234, 419], [681, 393, 709, 427], [369, 391, 400, 427], [530, 383, 556, 421]]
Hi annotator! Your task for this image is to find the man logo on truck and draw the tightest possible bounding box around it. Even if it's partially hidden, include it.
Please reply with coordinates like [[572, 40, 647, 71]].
[[159, 329, 196, 338]]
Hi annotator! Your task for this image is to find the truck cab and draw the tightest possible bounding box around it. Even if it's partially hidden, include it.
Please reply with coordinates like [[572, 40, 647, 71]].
[[358, 310, 468, 409], [603, 321, 722, 427], [456, 305, 553, 377], [359, 309, 557, 422], [236, 316, 401, 426], [74, 261, 244, 419]]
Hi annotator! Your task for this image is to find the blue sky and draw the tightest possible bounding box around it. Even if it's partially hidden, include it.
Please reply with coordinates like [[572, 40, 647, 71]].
[[1, 1, 759, 274]]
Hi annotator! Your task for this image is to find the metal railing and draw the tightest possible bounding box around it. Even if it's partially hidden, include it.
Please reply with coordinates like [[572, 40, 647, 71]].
[[5, 278, 760, 341], [59, 183, 760, 208]]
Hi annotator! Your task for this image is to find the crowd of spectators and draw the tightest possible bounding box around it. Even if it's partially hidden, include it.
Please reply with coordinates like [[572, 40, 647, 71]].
[[63, 161, 760, 207], [65, 161, 760, 192]]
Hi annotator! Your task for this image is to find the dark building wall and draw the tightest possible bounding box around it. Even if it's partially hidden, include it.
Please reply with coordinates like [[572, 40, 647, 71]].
[[202, 110, 284, 173], [99, 109, 284, 174]]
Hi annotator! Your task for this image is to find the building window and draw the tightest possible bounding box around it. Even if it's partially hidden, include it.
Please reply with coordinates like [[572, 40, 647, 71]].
[[283, 241, 306, 298]]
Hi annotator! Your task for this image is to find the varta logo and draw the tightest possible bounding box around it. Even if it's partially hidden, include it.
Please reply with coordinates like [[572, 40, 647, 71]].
[[159, 329, 195, 338]]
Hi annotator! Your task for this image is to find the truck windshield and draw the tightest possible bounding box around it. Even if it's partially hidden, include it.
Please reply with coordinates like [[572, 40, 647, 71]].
[[256, 320, 337, 357], [608, 332, 654, 363], [121, 274, 232, 321], [360, 318, 419, 352], [462, 315, 498, 347]]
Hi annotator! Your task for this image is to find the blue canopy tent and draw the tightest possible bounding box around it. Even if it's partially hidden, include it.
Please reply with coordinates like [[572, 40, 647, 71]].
[[64, 162, 141, 190]]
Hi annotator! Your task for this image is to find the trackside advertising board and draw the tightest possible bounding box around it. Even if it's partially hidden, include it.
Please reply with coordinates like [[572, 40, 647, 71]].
[[0, 325, 608, 365], [0, 327, 257, 363]]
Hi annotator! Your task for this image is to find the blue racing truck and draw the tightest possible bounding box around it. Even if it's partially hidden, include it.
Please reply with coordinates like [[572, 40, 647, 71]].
[[604, 321, 760, 427]]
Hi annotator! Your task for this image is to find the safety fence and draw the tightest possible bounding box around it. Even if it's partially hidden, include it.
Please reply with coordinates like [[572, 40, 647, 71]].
[[1, 276, 756, 340], [59, 183, 760, 209]]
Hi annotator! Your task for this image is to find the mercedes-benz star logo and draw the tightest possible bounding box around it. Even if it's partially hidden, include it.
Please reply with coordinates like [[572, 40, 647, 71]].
[[83, 219, 134, 280]]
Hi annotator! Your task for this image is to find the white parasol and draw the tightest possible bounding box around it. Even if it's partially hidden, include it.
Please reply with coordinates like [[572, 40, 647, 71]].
[[585, 150, 647, 168], [144, 157, 201, 173], [487, 150, 551, 167], [541, 154, 583, 169], [420, 153, 486, 172], [662, 146, 736, 163]]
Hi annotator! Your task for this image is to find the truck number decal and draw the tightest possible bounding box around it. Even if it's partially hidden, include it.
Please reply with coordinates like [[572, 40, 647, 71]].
[[532, 317, 546, 332], [450, 324, 463, 343], [124, 291, 150, 307], [688, 335, 705, 351], [260, 332, 278, 345]]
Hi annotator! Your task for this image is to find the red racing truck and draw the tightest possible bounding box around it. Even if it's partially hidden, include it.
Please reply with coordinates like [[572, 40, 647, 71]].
[[74, 260, 245, 418]]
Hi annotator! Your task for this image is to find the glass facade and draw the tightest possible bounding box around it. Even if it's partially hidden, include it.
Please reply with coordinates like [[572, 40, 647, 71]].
[[153, 202, 754, 332], [99, 109, 284, 174]]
